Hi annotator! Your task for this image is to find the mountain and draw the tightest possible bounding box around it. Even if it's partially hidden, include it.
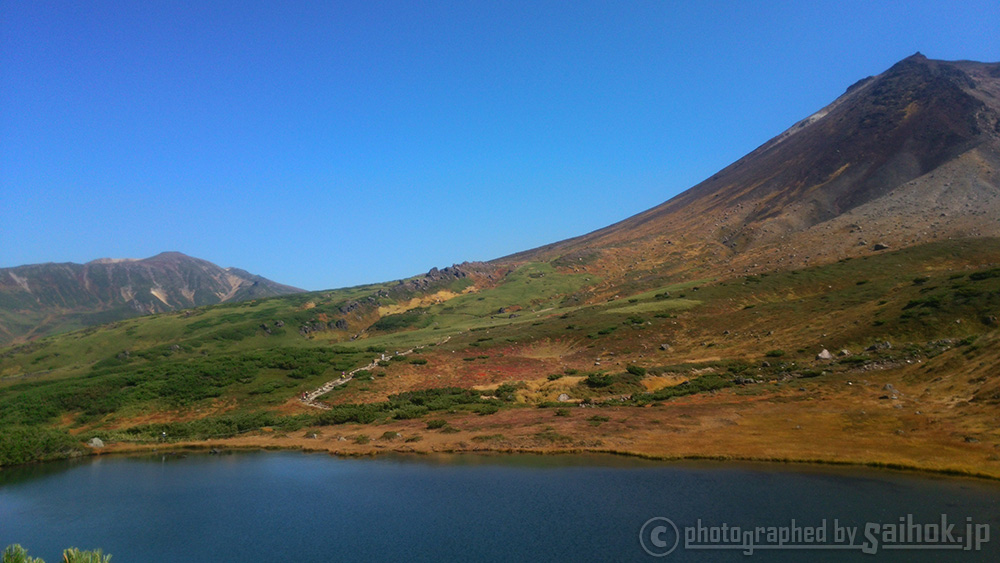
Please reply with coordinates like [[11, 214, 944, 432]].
[[3, 55, 1000, 476], [0, 252, 304, 343], [504, 54, 1000, 281]]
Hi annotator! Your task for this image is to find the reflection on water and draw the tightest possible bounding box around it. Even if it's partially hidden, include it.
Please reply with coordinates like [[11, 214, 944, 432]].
[[2, 451, 999, 562]]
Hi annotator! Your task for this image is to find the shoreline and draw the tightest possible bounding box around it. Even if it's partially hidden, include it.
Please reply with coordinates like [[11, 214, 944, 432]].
[[71, 438, 1000, 482]]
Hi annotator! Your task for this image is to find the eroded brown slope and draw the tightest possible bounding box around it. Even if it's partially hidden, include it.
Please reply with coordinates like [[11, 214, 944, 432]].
[[503, 55, 1000, 279]]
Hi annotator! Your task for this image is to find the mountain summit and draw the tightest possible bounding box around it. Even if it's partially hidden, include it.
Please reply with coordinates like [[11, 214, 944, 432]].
[[0, 252, 303, 343], [505, 55, 1000, 277]]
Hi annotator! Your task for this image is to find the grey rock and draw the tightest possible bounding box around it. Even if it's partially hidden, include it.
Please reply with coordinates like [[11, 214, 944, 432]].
[[867, 341, 892, 351], [816, 349, 833, 361], [87, 437, 104, 448]]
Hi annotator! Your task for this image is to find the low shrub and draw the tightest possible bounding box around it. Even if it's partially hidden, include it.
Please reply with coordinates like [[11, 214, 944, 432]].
[[626, 365, 647, 376]]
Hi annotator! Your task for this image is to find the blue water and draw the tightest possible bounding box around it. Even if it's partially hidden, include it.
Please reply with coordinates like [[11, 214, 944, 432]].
[[2, 451, 999, 562]]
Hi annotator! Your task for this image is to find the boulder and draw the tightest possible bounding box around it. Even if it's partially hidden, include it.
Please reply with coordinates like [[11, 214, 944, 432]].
[[659, 343, 671, 351], [816, 349, 834, 361], [872, 243, 890, 251], [87, 437, 104, 449], [557, 393, 571, 402]]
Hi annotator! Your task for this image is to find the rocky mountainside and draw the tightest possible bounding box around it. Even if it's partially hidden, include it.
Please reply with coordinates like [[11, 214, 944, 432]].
[[0, 252, 303, 343], [503, 54, 1000, 279]]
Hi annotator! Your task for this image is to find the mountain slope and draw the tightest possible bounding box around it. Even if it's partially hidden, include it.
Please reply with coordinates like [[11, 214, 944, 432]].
[[0, 252, 304, 343], [3, 55, 1000, 476], [503, 54, 1000, 279]]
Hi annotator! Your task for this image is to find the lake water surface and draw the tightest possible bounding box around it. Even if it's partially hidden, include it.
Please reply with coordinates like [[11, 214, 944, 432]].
[[2, 451, 999, 562]]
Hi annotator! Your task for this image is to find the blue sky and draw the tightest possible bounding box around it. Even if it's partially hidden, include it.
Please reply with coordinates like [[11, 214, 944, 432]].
[[2, 1, 997, 290]]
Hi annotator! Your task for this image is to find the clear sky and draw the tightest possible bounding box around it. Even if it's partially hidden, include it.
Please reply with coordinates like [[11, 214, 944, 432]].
[[2, 1, 997, 290]]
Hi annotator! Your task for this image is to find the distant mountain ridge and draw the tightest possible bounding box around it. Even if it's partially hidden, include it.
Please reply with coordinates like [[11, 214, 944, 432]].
[[0, 252, 304, 343]]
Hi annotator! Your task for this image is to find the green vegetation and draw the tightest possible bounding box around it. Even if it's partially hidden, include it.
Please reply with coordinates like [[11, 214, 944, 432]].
[[371, 309, 432, 332], [312, 387, 500, 427], [1, 238, 999, 465], [584, 372, 636, 388], [0, 426, 84, 466], [3, 545, 111, 563], [643, 374, 734, 402], [0, 346, 368, 431], [968, 268, 1000, 281], [626, 364, 647, 376]]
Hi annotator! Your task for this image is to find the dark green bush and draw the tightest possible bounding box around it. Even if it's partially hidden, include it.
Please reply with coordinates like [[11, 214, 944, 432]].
[[969, 268, 1000, 281], [0, 426, 83, 466], [626, 365, 647, 376], [647, 374, 733, 401]]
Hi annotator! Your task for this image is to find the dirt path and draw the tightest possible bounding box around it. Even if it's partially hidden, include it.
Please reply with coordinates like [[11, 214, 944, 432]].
[[300, 337, 451, 409]]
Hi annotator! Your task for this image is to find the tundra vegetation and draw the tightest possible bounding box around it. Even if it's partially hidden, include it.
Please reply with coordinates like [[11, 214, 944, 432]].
[[0, 240, 999, 477]]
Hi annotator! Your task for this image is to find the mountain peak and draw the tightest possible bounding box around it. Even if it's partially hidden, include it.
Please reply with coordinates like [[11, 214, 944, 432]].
[[503, 56, 1000, 278], [143, 251, 197, 263], [87, 251, 194, 265], [0, 253, 305, 343]]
